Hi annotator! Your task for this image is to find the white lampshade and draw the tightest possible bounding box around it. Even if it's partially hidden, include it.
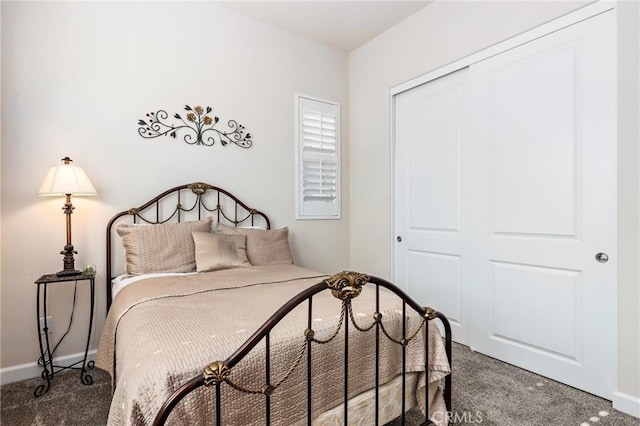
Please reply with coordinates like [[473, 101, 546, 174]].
[[37, 157, 97, 196]]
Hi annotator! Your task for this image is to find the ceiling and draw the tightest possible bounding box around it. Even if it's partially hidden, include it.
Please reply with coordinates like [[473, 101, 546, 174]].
[[215, 1, 432, 52]]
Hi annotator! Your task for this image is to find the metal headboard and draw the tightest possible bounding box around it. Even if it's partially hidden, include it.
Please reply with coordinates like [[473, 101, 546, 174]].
[[105, 182, 270, 312]]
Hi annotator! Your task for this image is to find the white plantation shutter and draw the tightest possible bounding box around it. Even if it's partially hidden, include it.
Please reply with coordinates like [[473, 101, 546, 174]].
[[296, 95, 341, 219]]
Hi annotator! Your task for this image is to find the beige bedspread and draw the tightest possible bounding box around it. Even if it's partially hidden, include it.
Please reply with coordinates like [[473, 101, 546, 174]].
[[96, 265, 450, 425]]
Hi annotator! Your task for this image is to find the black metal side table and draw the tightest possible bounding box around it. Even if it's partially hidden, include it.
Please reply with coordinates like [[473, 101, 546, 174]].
[[34, 272, 95, 397]]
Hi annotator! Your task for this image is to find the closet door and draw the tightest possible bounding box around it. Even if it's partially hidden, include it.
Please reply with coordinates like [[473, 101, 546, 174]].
[[394, 67, 471, 345], [394, 9, 616, 398], [468, 10, 616, 398]]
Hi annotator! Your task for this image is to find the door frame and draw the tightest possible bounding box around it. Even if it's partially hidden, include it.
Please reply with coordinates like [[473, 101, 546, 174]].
[[389, 0, 618, 396]]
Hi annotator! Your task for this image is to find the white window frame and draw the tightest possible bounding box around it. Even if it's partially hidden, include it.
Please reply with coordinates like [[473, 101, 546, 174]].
[[295, 94, 341, 220]]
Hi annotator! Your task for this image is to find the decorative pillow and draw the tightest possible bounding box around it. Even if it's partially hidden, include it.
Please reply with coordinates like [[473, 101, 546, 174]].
[[216, 223, 294, 266], [117, 218, 212, 275], [192, 232, 250, 272]]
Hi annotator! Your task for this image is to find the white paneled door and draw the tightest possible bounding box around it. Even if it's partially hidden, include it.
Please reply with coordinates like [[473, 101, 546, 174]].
[[394, 10, 616, 398], [394, 67, 471, 345]]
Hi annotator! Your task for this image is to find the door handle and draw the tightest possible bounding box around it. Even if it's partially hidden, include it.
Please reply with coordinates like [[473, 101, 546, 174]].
[[397, 236, 402, 242], [595, 253, 609, 263]]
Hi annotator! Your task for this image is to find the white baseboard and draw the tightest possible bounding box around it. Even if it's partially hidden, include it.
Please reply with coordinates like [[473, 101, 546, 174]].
[[613, 391, 640, 418], [0, 350, 96, 385]]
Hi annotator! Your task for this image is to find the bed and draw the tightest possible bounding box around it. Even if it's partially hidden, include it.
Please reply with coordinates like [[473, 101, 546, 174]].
[[96, 182, 452, 425]]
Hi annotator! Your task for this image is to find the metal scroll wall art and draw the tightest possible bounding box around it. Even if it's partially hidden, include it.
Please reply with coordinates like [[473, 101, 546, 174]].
[[137, 105, 252, 148]]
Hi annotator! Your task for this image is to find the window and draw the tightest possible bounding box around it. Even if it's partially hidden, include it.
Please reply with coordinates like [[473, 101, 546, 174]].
[[295, 95, 341, 219]]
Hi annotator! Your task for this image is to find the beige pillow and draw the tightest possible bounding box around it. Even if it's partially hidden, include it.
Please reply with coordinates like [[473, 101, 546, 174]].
[[217, 223, 294, 266], [117, 218, 212, 275], [192, 232, 250, 272]]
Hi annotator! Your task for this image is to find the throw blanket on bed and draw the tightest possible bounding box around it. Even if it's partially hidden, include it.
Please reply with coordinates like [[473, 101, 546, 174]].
[[96, 265, 450, 425]]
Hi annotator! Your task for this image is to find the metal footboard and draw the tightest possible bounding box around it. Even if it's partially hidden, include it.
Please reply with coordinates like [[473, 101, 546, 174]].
[[153, 271, 452, 425]]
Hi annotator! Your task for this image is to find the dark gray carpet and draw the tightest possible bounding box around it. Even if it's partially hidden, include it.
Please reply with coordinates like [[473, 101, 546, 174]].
[[1, 368, 111, 425], [1, 344, 638, 425]]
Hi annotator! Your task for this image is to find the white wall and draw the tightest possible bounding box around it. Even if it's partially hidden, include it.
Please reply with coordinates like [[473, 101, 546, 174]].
[[349, 0, 639, 410], [616, 0, 640, 414], [1, 2, 349, 371]]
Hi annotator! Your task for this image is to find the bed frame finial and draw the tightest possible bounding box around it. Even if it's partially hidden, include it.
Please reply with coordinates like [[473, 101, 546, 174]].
[[203, 361, 230, 386], [324, 271, 370, 300], [424, 307, 438, 320], [188, 182, 212, 195]]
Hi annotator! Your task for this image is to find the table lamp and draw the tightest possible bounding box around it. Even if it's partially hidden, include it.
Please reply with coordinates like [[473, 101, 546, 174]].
[[38, 157, 97, 276]]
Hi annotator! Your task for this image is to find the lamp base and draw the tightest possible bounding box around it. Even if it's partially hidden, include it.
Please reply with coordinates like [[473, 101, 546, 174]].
[[59, 242, 80, 277], [56, 268, 83, 277]]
